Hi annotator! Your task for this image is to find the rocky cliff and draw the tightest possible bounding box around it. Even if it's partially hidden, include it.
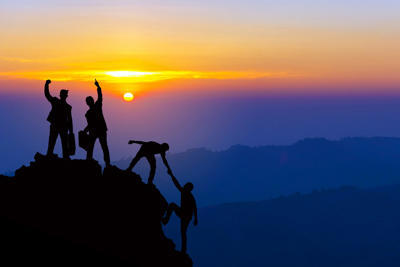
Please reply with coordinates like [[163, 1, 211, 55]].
[[0, 153, 192, 266]]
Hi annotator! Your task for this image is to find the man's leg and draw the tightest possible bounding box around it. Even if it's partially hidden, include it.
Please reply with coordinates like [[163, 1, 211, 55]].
[[99, 132, 111, 166], [146, 155, 156, 184], [47, 125, 58, 156], [162, 203, 189, 253], [60, 130, 69, 159], [126, 153, 142, 172], [86, 135, 97, 160], [181, 219, 190, 253], [86, 134, 96, 160], [162, 203, 181, 225]]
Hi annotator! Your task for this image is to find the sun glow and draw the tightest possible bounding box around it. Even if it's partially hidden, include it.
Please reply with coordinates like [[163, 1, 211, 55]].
[[123, 92, 134, 102], [0, 69, 298, 85], [105, 71, 158, 78]]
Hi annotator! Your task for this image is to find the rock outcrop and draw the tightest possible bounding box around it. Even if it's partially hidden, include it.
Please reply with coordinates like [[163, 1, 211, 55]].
[[0, 153, 192, 266]]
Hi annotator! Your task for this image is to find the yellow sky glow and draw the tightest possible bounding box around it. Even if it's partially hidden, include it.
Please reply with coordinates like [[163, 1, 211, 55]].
[[0, 1, 399, 94], [105, 71, 159, 78], [0, 70, 299, 84]]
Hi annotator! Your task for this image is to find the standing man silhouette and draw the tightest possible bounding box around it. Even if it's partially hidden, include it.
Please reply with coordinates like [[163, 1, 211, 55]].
[[44, 79, 73, 159], [84, 79, 110, 166], [163, 171, 198, 253], [126, 141, 172, 184]]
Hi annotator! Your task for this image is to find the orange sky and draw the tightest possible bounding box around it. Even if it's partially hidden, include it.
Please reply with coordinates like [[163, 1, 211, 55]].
[[1, 0, 399, 97]]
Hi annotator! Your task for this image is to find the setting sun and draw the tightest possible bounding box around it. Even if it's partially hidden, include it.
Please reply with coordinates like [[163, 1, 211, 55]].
[[123, 92, 134, 102]]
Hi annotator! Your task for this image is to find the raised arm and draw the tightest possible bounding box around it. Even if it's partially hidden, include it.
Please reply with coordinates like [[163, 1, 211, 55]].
[[44, 79, 53, 102], [128, 140, 145, 145], [94, 79, 102, 103], [169, 173, 183, 192]]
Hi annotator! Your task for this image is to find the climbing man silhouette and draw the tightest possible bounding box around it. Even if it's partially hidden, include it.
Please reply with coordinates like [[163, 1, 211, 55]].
[[163, 170, 198, 253], [44, 79, 73, 159], [126, 141, 172, 184], [83, 79, 110, 166]]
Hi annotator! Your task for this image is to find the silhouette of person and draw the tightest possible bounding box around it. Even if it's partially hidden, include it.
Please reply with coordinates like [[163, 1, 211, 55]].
[[163, 171, 198, 253], [126, 141, 171, 184], [83, 79, 110, 166], [44, 79, 73, 159]]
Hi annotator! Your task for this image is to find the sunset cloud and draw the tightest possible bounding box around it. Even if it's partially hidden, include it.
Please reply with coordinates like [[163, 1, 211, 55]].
[[0, 0, 399, 93], [0, 70, 300, 84]]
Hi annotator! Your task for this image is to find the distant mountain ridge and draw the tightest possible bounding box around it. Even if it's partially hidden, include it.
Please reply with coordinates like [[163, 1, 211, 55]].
[[168, 184, 400, 267], [115, 137, 400, 206]]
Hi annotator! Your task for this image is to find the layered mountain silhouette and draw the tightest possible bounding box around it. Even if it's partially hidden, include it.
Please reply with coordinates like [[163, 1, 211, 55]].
[[170, 185, 400, 267], [116, 137, 400, 206], [0, 154, 192, 266]]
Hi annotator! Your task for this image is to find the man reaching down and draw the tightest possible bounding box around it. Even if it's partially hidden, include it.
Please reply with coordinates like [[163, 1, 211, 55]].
[[126, 140, 172, 184]]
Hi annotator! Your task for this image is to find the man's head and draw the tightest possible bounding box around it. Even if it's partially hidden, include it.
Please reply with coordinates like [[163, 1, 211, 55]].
[[60, 89, 68, 100], [86, 96, 95, 107], [161, 143, 169, 152], [183, 182, 194, 192]]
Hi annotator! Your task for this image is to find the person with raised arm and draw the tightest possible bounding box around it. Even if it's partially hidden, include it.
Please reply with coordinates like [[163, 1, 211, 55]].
[[83, 79, 110, 166], [44, 79, 73, 159], [126, 140, 171, 184], [163, 170, 198, 253]]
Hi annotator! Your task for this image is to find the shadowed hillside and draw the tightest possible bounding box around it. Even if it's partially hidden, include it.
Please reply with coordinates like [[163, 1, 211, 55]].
[[0, 154, 192, 267], [116, 137, 400, 206], [168, 185, 400, 267]]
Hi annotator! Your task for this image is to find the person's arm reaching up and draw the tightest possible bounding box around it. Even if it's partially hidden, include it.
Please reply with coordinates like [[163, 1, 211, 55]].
[[44, 79, 53, 102], [169, 173, 183, 192], [95, 79, 102, 103]]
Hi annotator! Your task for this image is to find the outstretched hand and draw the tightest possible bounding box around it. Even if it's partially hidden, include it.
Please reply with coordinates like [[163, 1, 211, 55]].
[[167, 169, 173, 176], [194, 219, 198, 226], [46, 79, 51, 85], [128, 140, 134, 144], [94, 79, 100, 88]]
